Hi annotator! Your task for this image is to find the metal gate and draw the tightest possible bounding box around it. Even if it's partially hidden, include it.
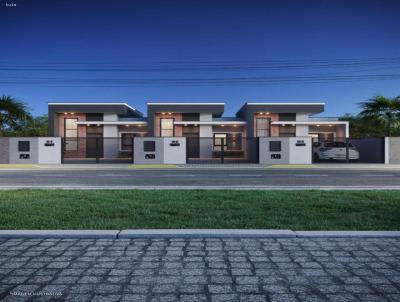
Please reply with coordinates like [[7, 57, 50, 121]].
[[62, 137, 134, 163], [186, 137, 259, 164], [312, 137, 385, 163]]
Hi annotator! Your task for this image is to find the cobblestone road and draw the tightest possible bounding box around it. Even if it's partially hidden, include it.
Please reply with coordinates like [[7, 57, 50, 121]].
[[0, 238, 399, 302]]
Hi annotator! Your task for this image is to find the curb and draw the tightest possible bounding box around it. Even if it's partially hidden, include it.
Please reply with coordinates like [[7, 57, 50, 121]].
[[0, 230, 119, 239], [0, 230, 399, 239], [118, 229, 296, 239], [295, 231, 400, 238]]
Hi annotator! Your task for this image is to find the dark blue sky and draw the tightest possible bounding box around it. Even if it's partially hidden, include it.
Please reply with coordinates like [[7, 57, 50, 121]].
[[1, 0, 400, 117]]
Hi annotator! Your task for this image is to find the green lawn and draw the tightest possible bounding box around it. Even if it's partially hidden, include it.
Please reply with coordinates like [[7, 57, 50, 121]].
[[0, 189, 399, 230]]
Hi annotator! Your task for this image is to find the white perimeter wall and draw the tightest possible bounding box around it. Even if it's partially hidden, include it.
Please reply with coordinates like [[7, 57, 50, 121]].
[[9, 137, 39, 164], [9, 137, 61, 164], [163, 137, 186, 164], [38, 137, 61, 164], [288, 137, 312, 164]]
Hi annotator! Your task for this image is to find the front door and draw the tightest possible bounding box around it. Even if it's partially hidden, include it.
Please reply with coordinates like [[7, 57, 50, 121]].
[[186, 135, 200, 158], [86, 134, 103, 158]]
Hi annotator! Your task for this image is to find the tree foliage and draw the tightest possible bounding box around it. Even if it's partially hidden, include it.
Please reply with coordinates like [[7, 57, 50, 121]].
[[0, 95, 48, 137], [339, 95, 400, 138], [358, 95, 400, 136], [0, 95, 32, 135]]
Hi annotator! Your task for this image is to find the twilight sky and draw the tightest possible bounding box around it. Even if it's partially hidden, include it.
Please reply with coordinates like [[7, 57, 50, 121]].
[[1, 0, 400, 117]]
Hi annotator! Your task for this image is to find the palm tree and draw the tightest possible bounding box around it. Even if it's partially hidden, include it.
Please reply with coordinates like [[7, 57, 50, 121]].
[[0, 95, 32, 135], [359, 95, 400, 136]]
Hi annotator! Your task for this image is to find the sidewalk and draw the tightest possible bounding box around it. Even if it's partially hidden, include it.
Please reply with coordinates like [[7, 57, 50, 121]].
[[1, 163, 400, 170], [1, 235, 399, 302]]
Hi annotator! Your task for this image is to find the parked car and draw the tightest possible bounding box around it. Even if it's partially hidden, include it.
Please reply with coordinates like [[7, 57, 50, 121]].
[[313, 141, 360, 161]]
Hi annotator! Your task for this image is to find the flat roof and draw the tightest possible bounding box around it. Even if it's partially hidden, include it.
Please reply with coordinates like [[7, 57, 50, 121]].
[[48, 102, 137, 111], [246, 102, 325, 105], [48, 102, 143, 117], [236, 102, 325, 116], [147, 102, 225, 105]]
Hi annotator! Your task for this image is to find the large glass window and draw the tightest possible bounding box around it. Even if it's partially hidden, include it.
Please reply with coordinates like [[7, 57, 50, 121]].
[[279, 125, 296, 137], [227, 133, 242, 151], [160, 118, 174, 137], [213, 133, 227, 150], [213, 133, 243, 151], [255, 118, 270, 137], [64, 118, 78, 151]]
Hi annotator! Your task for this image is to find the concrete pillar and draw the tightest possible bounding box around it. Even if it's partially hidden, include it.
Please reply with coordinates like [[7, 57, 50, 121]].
[[199, 113, 213, 158], [103, 114, 119, 159]]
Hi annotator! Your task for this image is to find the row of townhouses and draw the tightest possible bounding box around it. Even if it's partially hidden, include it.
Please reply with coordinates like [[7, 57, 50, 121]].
[[3, 101, 396, 165]]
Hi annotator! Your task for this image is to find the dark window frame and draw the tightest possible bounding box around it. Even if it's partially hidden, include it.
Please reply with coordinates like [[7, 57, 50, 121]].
[[120, 133, 136, 151], [64, 118, 78, 151], [279, 125, 296, 137], [160, 117, 175, 137], [255, 117, 271, 137], [278, 113, 296, 121], [213, 133, 228, 148]]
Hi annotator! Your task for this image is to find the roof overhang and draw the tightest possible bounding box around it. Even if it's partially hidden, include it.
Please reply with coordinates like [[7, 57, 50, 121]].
[[174, 121, 246, 126], [147, 102, 225, 117], [48, 102, 143, 117], [76, 121, 147, 126], [272, 120, 349, 137], [147, 102, 225, 105], [271, 121, 347, 126], [237, 102, 325, 116]]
